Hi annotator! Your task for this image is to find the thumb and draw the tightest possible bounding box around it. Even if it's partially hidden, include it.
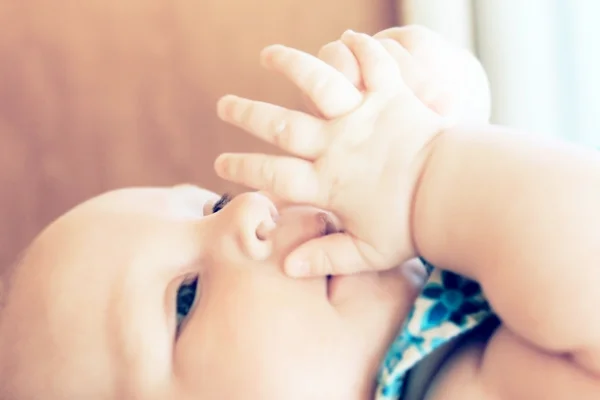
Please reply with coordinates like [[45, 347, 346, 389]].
[[284, 233, 372, 277]]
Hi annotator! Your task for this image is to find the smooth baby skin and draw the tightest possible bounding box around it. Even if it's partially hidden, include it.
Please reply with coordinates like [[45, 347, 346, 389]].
[[214, 31, 600, 399], [0, 25, 490, 400], [0, 185, 426, 400]]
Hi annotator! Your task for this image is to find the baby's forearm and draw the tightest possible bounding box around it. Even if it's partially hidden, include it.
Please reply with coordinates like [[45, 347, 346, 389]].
[[414, 123, 600, 371]]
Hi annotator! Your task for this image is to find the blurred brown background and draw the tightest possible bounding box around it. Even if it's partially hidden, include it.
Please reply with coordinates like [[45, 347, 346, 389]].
[[0, 0, 398, 266]]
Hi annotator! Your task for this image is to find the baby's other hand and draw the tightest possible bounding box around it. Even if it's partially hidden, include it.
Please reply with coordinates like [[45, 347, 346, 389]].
[[215, 31, 446, 278], [306, 25, 491, 124]]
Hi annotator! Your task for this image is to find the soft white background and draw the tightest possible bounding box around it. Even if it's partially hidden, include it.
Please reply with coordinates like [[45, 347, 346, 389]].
[[402, 0, 600, 148]]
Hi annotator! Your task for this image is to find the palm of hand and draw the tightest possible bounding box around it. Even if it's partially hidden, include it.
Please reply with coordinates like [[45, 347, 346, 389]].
[[313, 94, 441, 271], [215, 31, 444, 277]]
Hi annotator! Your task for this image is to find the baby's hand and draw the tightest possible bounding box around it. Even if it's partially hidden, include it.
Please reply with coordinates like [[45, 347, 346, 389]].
[[307, 25, 491, 124], [215, 31, 446, 278]]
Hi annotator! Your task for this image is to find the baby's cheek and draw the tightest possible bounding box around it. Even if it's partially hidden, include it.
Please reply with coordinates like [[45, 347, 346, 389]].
[[340, 264, 426, 357]]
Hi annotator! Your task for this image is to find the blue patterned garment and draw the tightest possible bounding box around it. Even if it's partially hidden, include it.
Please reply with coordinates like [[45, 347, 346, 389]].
[[375, 260, 495, 399]]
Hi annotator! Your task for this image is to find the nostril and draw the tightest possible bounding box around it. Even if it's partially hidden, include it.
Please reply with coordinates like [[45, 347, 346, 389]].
[[256, 200, 279, 240], [256, 219, 277, 240], [268, 204, 279, 223]]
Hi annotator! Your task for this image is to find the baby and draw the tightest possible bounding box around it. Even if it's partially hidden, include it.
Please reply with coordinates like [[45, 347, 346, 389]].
[[0, 26, 596, 400], [0, 26, 483, 400]]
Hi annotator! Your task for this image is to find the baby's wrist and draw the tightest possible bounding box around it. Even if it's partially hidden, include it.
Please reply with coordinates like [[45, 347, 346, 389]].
[[409, 119, 481, 265], [409, 122, 491, 268]]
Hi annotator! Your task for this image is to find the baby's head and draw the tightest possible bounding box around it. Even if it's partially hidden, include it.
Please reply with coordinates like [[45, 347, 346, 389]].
[[0, 185, 425, 399]]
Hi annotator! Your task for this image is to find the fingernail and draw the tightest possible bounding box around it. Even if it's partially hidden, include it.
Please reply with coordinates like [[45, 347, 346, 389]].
[[215, 154, 235, 179], [261, 44, 285, 55], [286, 260, 310, 277], [342, 29, 356, 39], [260, 44, 285, 67], [260, 47, 273, 68], [213, 155, 226, 176], [216, 95, 235, 120]]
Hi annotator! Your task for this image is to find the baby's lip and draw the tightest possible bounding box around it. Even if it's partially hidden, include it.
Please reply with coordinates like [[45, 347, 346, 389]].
[[317, 212, 342, 300], [317, 212, 341, 236]]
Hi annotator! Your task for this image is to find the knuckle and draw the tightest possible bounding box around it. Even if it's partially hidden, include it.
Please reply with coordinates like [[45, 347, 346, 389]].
[[273, 116, 313, 154], [270, 117, 294, 150], [258, 158, 278, 190], [238, 101, 256, 128]]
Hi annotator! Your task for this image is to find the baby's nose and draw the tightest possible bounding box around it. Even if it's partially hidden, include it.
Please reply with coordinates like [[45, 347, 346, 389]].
[[218, 192, 279, 261]]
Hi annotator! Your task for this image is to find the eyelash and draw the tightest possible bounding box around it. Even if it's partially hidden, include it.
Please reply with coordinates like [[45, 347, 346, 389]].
[[212, 193, 232, 213], [176, 276, 199, 334]]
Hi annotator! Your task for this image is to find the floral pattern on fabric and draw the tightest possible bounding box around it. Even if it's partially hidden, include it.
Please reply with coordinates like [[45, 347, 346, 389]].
[[376, 264, 494, 399]]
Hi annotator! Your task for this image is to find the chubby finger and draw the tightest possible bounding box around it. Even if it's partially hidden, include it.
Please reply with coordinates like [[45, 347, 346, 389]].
[[340, 30, 403, 93], [214, 153, 324, 206], [260, 44, 363, 119], [284, 233, 373, 277], [376, 38, 442, 112], [303, 40, 363, 118], [217, 95, 328, 160], [317, 40, 363, 90], [318, 38, 424, 95]]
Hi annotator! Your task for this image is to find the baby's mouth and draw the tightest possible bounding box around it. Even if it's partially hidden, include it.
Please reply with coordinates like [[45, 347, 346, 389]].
[[318, 212, 341, 236], [318, 212, 341, 299]]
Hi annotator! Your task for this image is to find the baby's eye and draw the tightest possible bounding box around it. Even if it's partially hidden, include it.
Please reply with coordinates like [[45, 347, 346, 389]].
[[176, 276, 199, 333], [212, 193, 232, 213]]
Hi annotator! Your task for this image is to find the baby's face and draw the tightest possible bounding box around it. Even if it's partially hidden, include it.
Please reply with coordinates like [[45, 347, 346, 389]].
[[0, 185, 425, 400]]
